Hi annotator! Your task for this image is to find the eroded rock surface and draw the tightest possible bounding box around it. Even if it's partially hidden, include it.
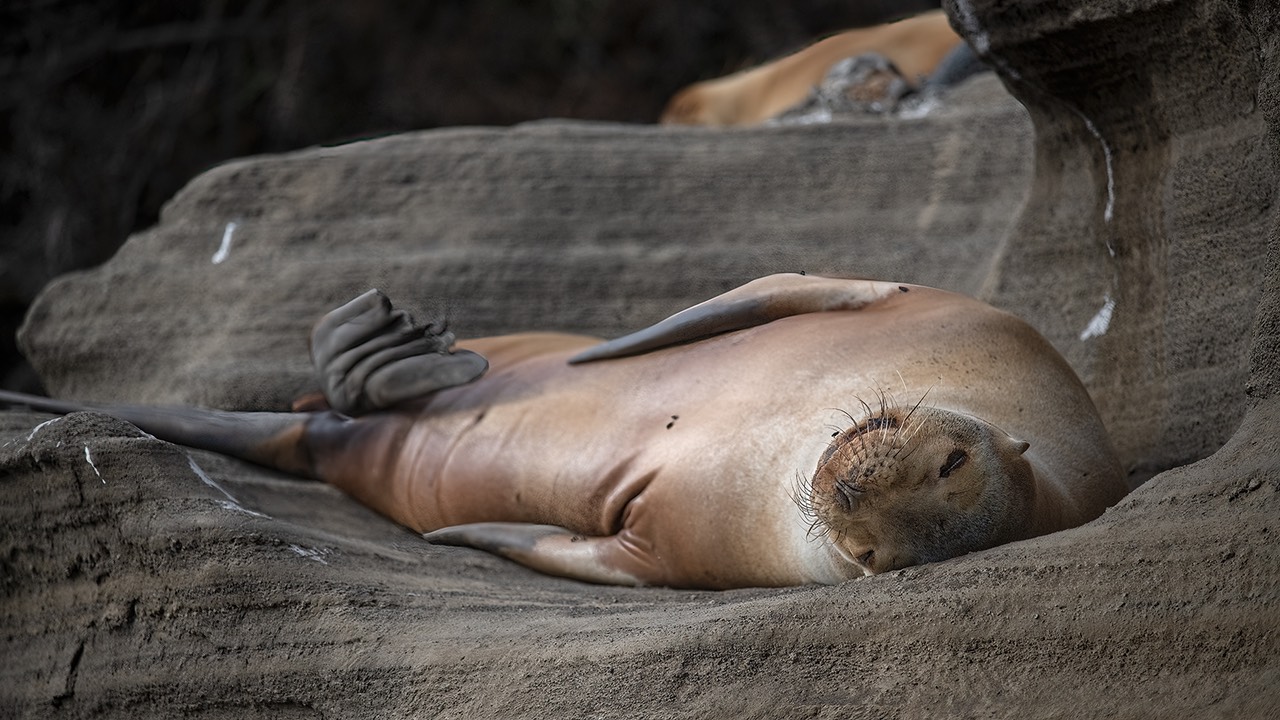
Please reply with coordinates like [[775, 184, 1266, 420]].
[[955, 0, 1279, 484]]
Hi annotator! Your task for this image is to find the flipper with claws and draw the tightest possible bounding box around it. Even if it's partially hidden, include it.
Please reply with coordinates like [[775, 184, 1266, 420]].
[[309, 290, 488, 415]]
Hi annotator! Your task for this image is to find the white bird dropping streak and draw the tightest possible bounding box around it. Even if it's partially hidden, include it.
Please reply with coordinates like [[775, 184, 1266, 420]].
[[212, 221, 237, 264], [188, 454, 233, 499], [1080, 295, 1116, 340], [954, 0, 1112, 235], [26, 416, 60, 442], [1078, 114, 1117, 227], [84, 445, 104, 483], [288, 544, 332, 564], [187, 454, 272, 519]]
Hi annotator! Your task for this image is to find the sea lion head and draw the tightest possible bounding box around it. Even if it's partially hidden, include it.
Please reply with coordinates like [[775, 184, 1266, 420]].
[[800, 403, 1036, 576]]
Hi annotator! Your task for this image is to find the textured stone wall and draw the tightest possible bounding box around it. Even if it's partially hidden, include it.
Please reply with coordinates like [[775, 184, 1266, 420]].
[[949, 0, 1280, 482]]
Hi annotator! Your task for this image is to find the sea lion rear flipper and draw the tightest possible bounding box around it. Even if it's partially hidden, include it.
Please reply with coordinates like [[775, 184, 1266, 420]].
[[423, 523, 653, 586], [569, 273, 910, 363], [311, 290, 488, 415]]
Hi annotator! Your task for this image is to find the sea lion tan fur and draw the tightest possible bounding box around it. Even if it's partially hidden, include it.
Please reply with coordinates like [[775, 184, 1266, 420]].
[[661, 10, 963, 126], [1, 274, 1127, 589]]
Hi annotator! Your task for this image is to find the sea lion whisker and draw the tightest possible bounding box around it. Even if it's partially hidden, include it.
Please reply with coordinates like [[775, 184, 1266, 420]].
[[886, 427, 909, 459], [853, 394, 875, 421], [794, 488, 830, 542], [899, 385, 933, 431], [835, 407, 860, 427], [895, 421, 930, 461], [841, 402, 871, 453], [892, 417, 925, 456], [881, 385, 901, 418], [874, 386, 889, 420], [790, 470, 826, 538], [855, 420, 875, 448], [807, 517, 832, 541], [789, 480, 808, 510]]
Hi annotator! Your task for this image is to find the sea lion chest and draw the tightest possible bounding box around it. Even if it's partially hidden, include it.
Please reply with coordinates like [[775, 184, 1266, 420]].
[[385, 296, 964, 543]]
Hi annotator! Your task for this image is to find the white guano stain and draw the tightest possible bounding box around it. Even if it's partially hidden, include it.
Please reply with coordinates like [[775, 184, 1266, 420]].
[[84, 445, 104, 483], [212, 221, 237, 264], [187, 454, 271, 519], [1076, 113, 1117, 228], [1080, 295, 1116, 340], [187, 454, 234, 499], [26, 417, 61, 442], [955, 0, 1116, 238], [288, 544, 332, 564], [216, 500, 271, 519]]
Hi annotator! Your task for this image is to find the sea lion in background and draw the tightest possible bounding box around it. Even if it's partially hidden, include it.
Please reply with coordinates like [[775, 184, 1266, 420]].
[[661, 10, 963, 126], [0, 274, 1127, 589]]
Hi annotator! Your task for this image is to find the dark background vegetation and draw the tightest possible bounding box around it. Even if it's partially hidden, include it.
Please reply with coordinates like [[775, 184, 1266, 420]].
[[1, 0, 939, 392]]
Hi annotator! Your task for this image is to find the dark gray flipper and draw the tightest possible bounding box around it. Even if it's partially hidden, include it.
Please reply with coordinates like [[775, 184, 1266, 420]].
[[569, 273, 908, 364], [0, 389, 315, 476], [310, 290, 488, 415]]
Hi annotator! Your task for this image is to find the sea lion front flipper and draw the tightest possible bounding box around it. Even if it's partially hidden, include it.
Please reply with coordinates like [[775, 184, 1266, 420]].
[[311, 290, 488, 415], [569, 273, 909, 364], [423, 523, 652, 587]]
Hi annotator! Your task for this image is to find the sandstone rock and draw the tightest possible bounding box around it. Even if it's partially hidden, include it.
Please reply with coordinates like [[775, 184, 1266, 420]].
[[952, 0, 1280, 483]]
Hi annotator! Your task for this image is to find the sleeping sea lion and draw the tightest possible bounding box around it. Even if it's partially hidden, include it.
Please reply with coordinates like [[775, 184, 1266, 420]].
[[0, 273, 1127, 589], [661, 10, 964, 126]]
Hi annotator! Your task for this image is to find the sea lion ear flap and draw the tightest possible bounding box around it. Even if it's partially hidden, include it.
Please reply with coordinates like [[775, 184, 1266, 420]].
[[1011, 440, 1031, 455]]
